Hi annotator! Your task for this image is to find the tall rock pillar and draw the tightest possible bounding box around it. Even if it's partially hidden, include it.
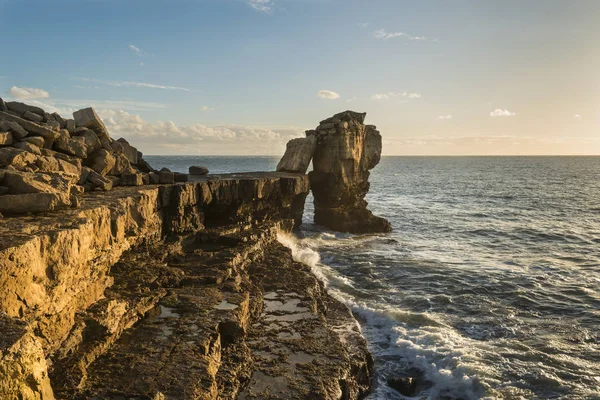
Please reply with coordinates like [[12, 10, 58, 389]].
[[307, 111, 391, 233]]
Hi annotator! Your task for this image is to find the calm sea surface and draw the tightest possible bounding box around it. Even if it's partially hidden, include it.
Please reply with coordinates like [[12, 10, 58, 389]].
[[146, 156, 600, 400]]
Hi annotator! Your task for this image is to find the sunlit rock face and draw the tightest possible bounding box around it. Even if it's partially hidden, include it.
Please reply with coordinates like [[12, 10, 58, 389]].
[[308, 111, 392, 233]]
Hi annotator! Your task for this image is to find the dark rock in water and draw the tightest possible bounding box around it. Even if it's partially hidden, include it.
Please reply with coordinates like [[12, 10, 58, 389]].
[[189, 165, 209, 175], [387, 376, 420, 397], [308, 111, 391, 233]]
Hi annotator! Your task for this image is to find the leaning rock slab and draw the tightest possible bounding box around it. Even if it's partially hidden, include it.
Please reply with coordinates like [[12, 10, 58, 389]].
[[0, 111, 58, 140], [73, 108, 112, 150], [276, 135, 316, 173]]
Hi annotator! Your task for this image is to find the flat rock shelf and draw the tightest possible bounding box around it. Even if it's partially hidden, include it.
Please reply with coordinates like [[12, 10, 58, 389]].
[[0, 172, 373, 400]]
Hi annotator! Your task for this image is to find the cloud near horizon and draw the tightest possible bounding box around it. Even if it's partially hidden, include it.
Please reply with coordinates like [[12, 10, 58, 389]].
[[371, 91, 421, 101], [317, 90, 340, 100], [373, 29, 427, 41], [9, 86, 50, 100], [437, 115, 453, 120], [490, 109, 516, 117], [247, 0, 273, 12]]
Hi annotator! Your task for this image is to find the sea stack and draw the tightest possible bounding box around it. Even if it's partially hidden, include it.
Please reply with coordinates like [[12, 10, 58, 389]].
[[278, 110, 392, 233]]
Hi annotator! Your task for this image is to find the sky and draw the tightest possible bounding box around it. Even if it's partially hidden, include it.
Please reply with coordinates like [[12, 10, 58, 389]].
[[0, 0, 598, 155]]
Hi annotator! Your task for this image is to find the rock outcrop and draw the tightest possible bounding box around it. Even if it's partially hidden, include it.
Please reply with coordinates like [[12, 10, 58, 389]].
[[0, 172, 373, 399], [277, 111, 391, 233], [0, 98, 158, 216]]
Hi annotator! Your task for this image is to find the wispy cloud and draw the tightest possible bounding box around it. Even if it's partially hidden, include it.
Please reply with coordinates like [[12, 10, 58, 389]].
[[201, 106, 215, 112], [317, 90, 340, 100], [9, 86, 50, 100], [437, 115, 453, 120], [372, 29, 428, 41], [358, 22, 369, 28], [371, 91, 421, 101], [574, 114, 582, 119], [346, 97, 359, 103], [247, 0, 274, 12], [129, 44, 143, 56], [74, 77, 191, 92], [490, 109, 516, 117]]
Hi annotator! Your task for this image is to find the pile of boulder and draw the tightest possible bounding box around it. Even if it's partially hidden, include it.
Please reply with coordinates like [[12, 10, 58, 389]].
[[277, 110, 392, 234], [0, 98, 175, 216]]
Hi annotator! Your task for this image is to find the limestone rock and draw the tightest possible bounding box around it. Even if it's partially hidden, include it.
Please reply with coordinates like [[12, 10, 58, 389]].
[[0, 192, 71, 214], [23, 136, 45, 148], [78, 129, 102, 155], [149, 172, 160, 184], [0, 131, 13, 146], [85, 149, 116, 176], [308, 111, 391, 233], [159, 169, 174, 184], [73, 108, 112, 150], [1, 171, 77, 213], [276, 135, 316, 173], [110, 153, 136, 175], [0, 97, 7, 112], [0, 111, 58, 140], [189, 165, 209, 175], [174, 172, 189, 182], [116, 138, 138, 164], [6, 101, 45, 117], [120, 173, 144, 186], [14, 141, 42, 155], [66, 119, 76, 132], [0, 120, 28, 140], [87, 170, 113, 191], [0, 148, 37, 169], [52, 112, 67, 129], [54, 133, 87, 159], [23, 110, 44, 123]]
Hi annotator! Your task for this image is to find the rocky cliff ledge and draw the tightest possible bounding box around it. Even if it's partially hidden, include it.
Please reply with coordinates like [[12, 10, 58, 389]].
[[0, 172, 373, 399], [277, 111, 391, 234]]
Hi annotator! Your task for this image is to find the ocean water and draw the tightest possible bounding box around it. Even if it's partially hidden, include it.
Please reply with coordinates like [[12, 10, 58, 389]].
[[146, 156, 600, 400]]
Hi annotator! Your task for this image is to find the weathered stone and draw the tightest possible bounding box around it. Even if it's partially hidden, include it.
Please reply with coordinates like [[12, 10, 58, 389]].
[[174, 173, 189, 182], [0, 120, 28, 140], [54, 133, 87, 159], [6, 101, 45, 117], [116, 138, 138, 164], [85, 149, 116, 176], [308, 111, 391, 233], [0, 192, 71, 214], [110, 141, 124, 154], [87, 170, 113, 191], [14, 141, 41, 155], [0, 97, 7, 112], [136, 156, 154, 173], [120, 173, 144, 186], [23, 136, 45, 148], [149, 172, 160, 184], [159, 170, 174, 184], [77, 130, 102, 155], [110, 153, 136, 175], [0, 111, 58, 140], [73, 126, 89, 136], [73, 108, 112, 150], [1, 171, 76, 214], [189, 165, 209, 175], [0, 132, 13, 146], [66, 119, 76, 132], [23, 110, 44, 123], [0, 187, 8, 195], [44, 118, 61, 132], [34, 156, 61, 173], [52, 112, 67, 129], [0, 148, 37, 169], [276, 135, 316, 173]]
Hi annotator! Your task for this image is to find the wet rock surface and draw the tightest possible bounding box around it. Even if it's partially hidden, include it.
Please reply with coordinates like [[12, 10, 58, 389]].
[[0, 172, 373, 399]]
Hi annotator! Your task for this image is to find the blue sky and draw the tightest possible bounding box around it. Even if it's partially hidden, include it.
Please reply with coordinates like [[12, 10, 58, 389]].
[[1, 0, 598, 155]]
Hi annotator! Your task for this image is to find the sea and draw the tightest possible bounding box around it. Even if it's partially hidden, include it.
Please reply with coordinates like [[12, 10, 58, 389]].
[[146, 156, 600, 400]]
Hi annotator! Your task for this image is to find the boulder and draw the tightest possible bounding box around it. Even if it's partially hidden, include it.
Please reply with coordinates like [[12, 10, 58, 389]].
[[0, 131, 13, 146], [136, 156, 154, 173], [34, 156, 61, 173], [52, 112, 67, 129], [0, 111, 58, 140], [44, 118, 61, 132], [120, 173, 144, 186], [22, 136, 45, 148], [0, 148, 37, 169], [116, 138, 138, 164], [0, 171, 77, 213], [149, 172, 160, 184], [0, 121, 27, 140], [14, 141, 42, 155], [110, 153, 136, 175], [174, 172, 189, 182], [0, 97, 7, 112], [6, 101, 45, 117], [87, 170, 113, 191], [189, 166, 209, 176], [66, 119, 76, 132], [78, 130, 102, 155], [307, 111, 391, 233], [54, 133, 87, 159], [73, 108, 112, 150], [78, 167, 93, 185], [110, 141, 124, 154], [23, 111, 44, 123], [159, 170, 174, 184], [276, 136, 316, 173], [85, 148, 116, 176]]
